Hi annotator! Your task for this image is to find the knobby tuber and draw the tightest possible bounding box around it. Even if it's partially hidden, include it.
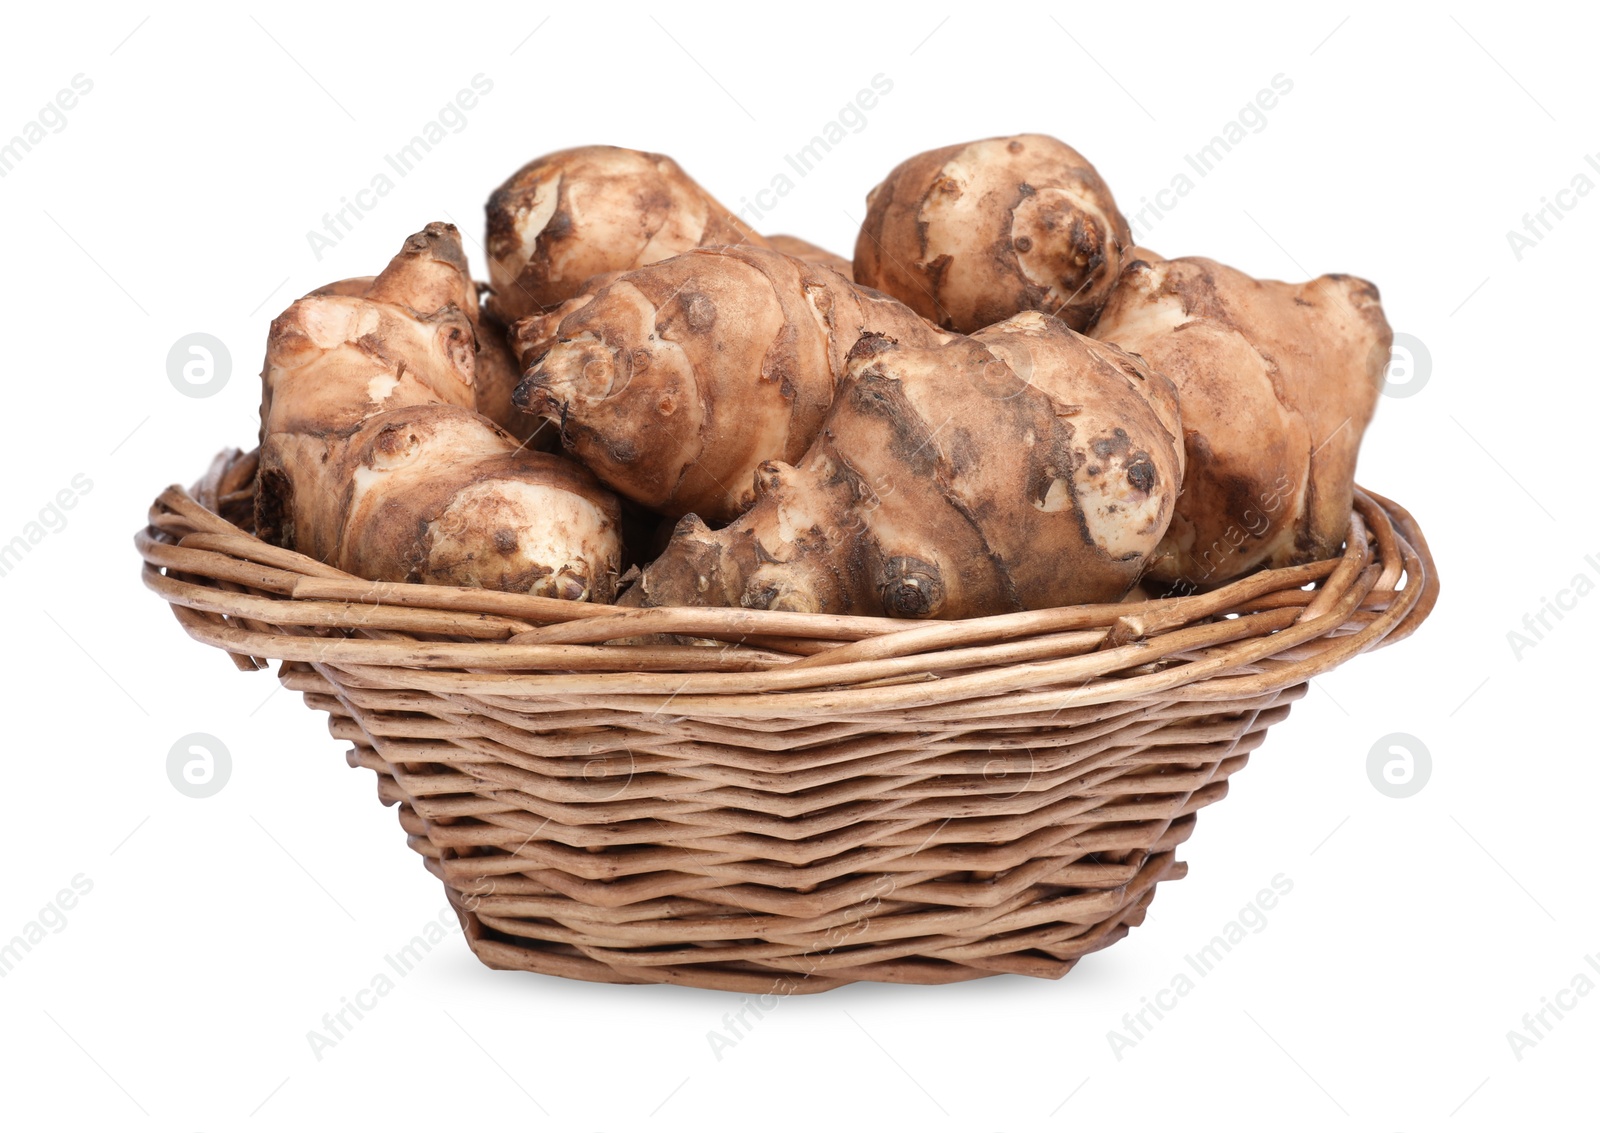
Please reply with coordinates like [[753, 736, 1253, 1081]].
[[1089, 254, 1391, 589], [622, 311, 1183, 618], [512, 244, 948, 522], [853, 134, 1132, 333], [256, 223, 622, 599], [311, 274, 549, 450], [485, 145, 767, 326]]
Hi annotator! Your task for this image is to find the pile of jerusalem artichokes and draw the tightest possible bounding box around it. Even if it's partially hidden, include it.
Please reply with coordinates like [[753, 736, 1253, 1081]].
[[254, 135, 1392, 620]]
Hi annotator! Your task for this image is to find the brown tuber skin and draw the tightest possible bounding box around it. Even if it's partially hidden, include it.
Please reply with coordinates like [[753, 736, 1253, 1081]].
[[853, 134, 1132, 333], [471, 299, 556, 450], [484, 145, 767, 326], [310, 274, 551, 450], [256, 223, 622, 599], [764, 233, 853, 276], [507, 242, 853, 367], [623, 311, 1183, 619], [503, 272, 623, 380], [512, 244, 949, 522], [505, 236, 854, 376], [1089, 254, 1392, 590]]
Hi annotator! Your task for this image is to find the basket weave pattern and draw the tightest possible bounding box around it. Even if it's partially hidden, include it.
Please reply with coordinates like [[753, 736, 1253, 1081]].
[[140, 449, 1437, 994]]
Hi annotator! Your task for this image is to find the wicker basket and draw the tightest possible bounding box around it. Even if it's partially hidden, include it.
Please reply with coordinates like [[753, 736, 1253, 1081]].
[[139, 448, 1437, 994]]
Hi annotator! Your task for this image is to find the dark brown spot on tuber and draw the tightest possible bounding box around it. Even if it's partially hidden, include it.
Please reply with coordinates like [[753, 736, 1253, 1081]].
[[922, 254, 953, 290], [543, 211, 573, 242], [255, 468, 292, 548], [879, 556, 945, 618], [1092, 428, 1133, 467], [847, 332, 898, 364], [740, 585, 778, 610], [1126, 457, 1156, 493]]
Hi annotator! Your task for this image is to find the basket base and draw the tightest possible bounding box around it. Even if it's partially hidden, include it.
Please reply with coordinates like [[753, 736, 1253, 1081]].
[[300, 662, 1297, 994], [439, 853, 1188, 995]]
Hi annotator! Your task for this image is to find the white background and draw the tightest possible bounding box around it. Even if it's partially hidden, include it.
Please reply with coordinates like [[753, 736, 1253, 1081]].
[[1, 2, 1594, 1129]]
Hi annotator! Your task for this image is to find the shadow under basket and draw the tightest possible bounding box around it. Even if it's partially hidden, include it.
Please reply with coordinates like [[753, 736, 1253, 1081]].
[[140, 449, 1438, 995]]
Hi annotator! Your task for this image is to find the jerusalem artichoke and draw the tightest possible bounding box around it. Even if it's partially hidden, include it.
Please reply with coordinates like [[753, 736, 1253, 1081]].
[[485, 145, 767, 326], [853, 134, 1132, 333], [309, 274, 549, 449], [1089, 254, 1390, 589], [513, 244, 948, 522], [623, 311, 1183, 618], [256, 223, 622, 599]]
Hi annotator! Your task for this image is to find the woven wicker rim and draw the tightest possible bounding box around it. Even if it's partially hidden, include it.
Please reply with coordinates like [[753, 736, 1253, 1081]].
[[139, 448, 1438, 710]]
